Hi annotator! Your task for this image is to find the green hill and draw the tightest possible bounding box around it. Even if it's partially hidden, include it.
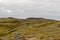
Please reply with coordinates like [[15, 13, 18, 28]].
[[0, 17, 60, 40]]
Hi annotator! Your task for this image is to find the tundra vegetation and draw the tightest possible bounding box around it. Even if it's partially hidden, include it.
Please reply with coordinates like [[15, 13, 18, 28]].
[[0, 17, 60, 40]]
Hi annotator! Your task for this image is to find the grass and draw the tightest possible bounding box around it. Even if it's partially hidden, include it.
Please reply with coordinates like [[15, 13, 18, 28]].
[[0, 17, 60, 40]]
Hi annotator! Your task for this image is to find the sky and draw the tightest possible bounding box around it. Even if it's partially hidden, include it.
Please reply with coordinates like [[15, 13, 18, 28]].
[[0, 0, 60, 20]]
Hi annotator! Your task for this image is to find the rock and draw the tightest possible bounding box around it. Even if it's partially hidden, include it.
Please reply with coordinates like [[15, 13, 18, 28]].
[[14, 34, 26, 40]]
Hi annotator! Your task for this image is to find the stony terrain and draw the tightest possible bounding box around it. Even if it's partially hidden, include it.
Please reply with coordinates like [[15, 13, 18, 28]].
[[0, 17, 60, 40]]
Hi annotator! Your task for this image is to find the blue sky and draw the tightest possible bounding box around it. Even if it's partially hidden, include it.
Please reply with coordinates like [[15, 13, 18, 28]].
[[0, 0, 60, 20]]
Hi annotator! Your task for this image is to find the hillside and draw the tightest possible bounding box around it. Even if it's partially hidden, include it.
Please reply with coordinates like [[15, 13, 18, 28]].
[[0, 17, 60, 40]]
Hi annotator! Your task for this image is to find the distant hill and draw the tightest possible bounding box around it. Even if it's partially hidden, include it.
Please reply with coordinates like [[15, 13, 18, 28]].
[[0, 17, 60, 40]]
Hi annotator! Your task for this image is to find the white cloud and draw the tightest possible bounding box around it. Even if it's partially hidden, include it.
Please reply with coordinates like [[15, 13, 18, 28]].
[[7, 10, 12, 13], [0, 0, 34, 4], [0, 7, 12, 13], [16, 9, 24, 12], [0, 0, 2, 2], [0, 0, 60, 20]]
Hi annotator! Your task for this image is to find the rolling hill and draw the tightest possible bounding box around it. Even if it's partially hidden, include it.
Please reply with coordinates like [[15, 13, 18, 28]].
[[0, 17, 60, 40]]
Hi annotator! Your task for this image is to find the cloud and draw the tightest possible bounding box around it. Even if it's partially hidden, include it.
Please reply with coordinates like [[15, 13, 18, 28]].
[[0, 0, 60, 20], [0, 7, 12, 13], [0, 0, 34, 4]]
